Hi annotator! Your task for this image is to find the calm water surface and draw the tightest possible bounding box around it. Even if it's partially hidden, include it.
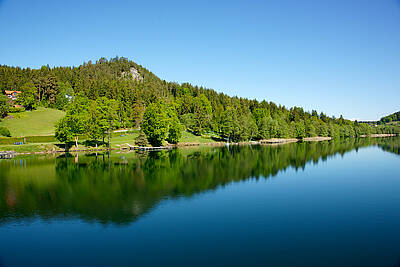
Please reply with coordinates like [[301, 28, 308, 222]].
[[0, 138, 400, 266]]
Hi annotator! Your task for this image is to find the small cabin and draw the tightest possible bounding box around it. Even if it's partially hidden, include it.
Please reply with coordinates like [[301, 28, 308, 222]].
[[5, 90, 22, 101]]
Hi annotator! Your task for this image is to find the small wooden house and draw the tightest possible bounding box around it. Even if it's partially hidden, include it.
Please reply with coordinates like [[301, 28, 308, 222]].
[[5, 90, 22, 101]]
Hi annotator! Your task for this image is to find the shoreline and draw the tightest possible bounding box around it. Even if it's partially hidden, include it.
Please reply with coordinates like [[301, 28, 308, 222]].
[[0, 133, 396, 156]]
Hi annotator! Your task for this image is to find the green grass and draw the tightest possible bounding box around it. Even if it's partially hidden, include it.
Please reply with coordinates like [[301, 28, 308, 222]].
[[0, 143, 59, 153], [180, 131, 215, 144], [110, 132, 139, 148], [0, 129, 217, 153], [0, 107, 65, 136]]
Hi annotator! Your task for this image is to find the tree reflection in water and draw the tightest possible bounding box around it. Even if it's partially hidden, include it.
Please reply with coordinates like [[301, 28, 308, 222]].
[[0, 137, 399, 225]]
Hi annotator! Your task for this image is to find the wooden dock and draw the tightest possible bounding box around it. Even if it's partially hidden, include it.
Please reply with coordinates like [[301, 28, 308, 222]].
[[0, 151, 17, 159], [125, 144, 172, 151]]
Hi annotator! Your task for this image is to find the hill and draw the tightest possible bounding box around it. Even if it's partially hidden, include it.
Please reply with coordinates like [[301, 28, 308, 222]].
[[0, 57, 399, 142], [0, 107, 65, 136], [379, 111, 400, 125]]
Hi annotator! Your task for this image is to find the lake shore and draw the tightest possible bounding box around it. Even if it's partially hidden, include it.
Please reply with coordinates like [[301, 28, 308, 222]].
[[0, 134, 397, 155]]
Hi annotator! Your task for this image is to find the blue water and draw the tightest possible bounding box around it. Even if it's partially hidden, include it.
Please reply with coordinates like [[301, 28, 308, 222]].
[[0, 140, 400, 266]]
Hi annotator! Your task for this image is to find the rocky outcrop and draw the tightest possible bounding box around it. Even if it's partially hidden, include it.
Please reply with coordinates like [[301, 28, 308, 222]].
[[122, 67, 143, 82]]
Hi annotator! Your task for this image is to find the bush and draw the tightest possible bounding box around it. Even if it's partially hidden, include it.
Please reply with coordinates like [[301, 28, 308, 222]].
[[0, 126, 11, 137], [8, 106, 25, 113]]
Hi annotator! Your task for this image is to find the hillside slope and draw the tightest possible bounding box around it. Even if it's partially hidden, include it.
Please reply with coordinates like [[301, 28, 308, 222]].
[[0, 107, 65, 136], [379, 111, 400, 125]]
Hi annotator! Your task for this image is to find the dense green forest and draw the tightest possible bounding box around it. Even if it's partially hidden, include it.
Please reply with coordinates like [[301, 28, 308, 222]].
[[1, 57, 399, 145]]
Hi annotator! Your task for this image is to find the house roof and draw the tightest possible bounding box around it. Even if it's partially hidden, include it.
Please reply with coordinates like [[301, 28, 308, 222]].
[[5, 90, 22, 94]]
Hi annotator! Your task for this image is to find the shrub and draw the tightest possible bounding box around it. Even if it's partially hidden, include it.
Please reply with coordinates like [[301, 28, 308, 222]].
[[9, 106, 25, 113], [0, 126, 11, 137]]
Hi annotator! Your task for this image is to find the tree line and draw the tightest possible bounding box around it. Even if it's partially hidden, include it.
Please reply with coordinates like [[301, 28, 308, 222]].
[[1, 57, 399, 144]]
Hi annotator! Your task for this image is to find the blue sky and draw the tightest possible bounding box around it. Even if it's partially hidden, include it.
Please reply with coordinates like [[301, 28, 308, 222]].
[[0, 0, 399, 120]]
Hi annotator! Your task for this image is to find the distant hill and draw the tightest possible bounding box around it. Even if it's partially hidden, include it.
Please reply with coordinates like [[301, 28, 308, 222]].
[[379, 111, 400, 125]]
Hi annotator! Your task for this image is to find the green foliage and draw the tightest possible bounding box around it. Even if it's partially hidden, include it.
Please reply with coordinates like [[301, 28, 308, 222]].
[[0, 56, 395, 141], [305, 122, 317, 137], [86, 101, 102, 143], [8, 106, 25, 113], [379, 111, 400, 124], [19, 82, 37, 110], [293, 121, 306, 139], [135, 131, 150, 147], [66, 94, 89, 136], [167, 115, 183, 144], [220, 107, 236, 141], [192, 94, 212, 135], [93, 97, 118, 140], [142, 102, 170, 146], [55, 116, 74, 144], [0, 94, 10, 118], [181, 113, 195, 130], [132, 101, 145, 128], [0, 126, 11, 137], [56, 81, 74, 110]]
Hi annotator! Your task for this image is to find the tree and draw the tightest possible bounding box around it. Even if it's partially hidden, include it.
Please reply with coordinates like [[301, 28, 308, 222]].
[[181, 113, 195, 130], [19, 82, 37, 110], [192, 94, 212, 135], [135, 131, 150, 147], [0, 94, 10, 118], [142, 102, 170, 146], [65, 94, 89, 147], [167, 115, 183, 144], [258, 117, 273, 139], [55, 116, 74, 150], [86, 101, 102, 147], [56, 81, 74, 110], [220, 107, 236, 141], [305, 121, 317, 137], [293, 121, 306, 139], [95, 97, 118, 145], [247, 116, 258, 141], [132, 101, 145, 128], [252, 108, 270, 125]]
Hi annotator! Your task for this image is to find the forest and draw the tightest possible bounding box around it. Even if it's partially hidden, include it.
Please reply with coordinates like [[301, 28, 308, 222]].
[[0, 57, 399, 146]]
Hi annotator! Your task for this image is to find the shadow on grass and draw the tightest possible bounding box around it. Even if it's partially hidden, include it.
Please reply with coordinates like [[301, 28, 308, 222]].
[[82, 140, 108, 147]]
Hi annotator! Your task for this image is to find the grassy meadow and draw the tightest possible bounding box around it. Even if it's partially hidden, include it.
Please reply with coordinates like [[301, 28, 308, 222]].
[[0, 107, 65, 136]]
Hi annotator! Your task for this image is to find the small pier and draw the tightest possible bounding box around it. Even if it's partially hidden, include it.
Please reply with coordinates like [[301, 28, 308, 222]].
[[125, 144, 172, 151], [0, 151, 17, 159], [133, 146, 172, 151]]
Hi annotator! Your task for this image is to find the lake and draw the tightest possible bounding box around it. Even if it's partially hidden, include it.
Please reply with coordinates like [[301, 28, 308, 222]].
[[0, 138, 400, 266]]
